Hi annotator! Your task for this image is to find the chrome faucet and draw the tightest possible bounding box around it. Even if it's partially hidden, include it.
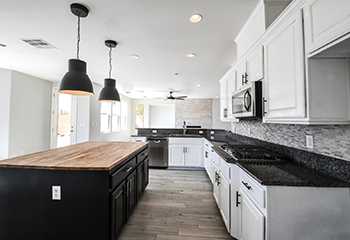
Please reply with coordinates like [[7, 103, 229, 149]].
[[183, 121, 187, 135]]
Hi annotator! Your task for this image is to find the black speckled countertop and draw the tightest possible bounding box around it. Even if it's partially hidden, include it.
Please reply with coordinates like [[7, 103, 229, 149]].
[[132, 129, 350, 188]]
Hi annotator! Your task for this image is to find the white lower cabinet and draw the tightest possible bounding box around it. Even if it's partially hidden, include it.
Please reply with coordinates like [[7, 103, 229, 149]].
[[212, 153, 231, 233], [168, 138, 203, 167], [204, 140, 214, 183], [240, 191, 265, 240], [236, 168, 350, 240]]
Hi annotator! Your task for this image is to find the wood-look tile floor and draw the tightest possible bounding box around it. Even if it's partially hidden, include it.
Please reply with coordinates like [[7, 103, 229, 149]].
[[119, 169, 235, 240]]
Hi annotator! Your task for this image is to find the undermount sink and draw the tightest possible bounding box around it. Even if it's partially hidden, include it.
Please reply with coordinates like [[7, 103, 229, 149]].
[[169, 134, 200, 137]]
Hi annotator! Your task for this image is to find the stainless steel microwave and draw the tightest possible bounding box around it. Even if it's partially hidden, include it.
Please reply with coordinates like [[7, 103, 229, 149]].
[[231, 81, 262, 119]]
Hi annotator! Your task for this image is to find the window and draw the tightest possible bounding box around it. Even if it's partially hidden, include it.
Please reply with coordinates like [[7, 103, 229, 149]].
[[135, 104, 144, 128], [100, 101, 127, 133], [121, 100, 127, 130], [112, 102, 121, 132], [100, 102, 111, 133]]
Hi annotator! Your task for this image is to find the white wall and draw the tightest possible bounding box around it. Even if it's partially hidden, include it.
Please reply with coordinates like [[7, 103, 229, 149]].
[[212, 98, 231, 130], [89, 83, 133, 142], [76, 96, 90, 143], [131, 99, 175, 134], [0, 69, 12, 160], [149, 105, 175, 128], [8, 71, 52, 157]]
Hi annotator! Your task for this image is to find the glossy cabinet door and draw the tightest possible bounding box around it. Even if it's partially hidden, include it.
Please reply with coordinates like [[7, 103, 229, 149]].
[[263, 9, 305, 120], [219, 174, 230, 232], [185, 145, 202, 167], [126, 170, 137, 221], [220, 78, 229, 121], [246, 46, 264, 82], [235, 60, 246, 90], [213, 162, 220, 207], [169, 145, 185, 166], [110, 182, 125, 240], [143, 158, 149, 188], [239, 191, 265, 240], [136, 162, 144, 201], [304, 0, 350, 54]]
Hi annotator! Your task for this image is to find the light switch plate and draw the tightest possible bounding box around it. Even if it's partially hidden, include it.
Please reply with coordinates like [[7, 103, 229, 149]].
[[152, 130, 157, 133], [52, 186, 61, 200], [210, 131, 214, 134], [199, 131, 203, 134]]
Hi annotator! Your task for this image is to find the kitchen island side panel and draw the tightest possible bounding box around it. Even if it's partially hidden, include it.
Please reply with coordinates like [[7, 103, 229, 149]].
[[0, 167, 110, 240]]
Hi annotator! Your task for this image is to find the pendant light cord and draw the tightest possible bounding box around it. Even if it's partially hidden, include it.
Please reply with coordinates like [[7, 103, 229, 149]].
[[109, 47, 112, 78], [77, 15, 81, 59]]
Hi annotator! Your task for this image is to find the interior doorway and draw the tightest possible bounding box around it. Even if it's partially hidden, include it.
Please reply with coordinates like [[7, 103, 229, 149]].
[[50, 87, 77, 149]]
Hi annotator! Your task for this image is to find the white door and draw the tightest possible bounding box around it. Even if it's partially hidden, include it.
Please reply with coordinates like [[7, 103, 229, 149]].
[[246, 46, 264, 82], [168, 145, 185, 166], [219, 174, 230, 232], [50, 88, 77, 149], [239, 191, 265, 240], [185, 145, 202, 167], [263, 9, 305, 120]]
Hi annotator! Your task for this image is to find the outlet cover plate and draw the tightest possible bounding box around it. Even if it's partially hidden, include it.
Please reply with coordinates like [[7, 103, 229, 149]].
[[306, 135, 313, 149], [52, 186, 61, 200]]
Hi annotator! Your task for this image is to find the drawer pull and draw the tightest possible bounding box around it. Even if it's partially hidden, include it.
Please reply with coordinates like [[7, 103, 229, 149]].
[[236, 191, 241, 207], [142, 152, 148, 157], [125, 167, 133, 173], [242, 181, 252, 190]]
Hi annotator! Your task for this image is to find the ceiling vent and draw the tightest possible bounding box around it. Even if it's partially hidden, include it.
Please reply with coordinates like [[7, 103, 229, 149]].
[[21, 38, 56, 49]]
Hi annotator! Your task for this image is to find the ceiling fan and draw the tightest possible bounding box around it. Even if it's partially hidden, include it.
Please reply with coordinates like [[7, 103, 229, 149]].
[[165, 91, 187, 101]]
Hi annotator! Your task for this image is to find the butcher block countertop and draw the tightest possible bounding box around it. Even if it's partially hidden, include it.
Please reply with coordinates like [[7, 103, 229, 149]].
[[0, 141, 148, 171]]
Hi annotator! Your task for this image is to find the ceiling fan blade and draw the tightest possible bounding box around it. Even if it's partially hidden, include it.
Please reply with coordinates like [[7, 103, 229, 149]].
[[175, 96, 187, 98]]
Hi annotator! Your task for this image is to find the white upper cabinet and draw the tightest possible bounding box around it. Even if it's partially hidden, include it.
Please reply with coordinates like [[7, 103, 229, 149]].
[[304, 0, 350, 55], [263, 9, 305, 120], [220, 68, 237, 121]]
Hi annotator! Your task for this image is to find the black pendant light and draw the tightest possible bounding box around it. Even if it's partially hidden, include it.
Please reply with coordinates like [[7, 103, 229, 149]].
[[59, 3, 94, 95], [98, 40, 120, 102]]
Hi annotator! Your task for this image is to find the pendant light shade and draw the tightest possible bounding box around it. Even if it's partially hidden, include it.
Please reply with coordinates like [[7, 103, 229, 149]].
[[98, 40, 120, 102], [98, 78, 120, 102], [59, 59, 93, 95], [59, 3, 94, 96]]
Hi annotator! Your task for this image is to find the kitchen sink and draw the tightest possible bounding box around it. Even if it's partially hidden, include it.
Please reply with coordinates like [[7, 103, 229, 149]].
[[169, 134, 200, 137]]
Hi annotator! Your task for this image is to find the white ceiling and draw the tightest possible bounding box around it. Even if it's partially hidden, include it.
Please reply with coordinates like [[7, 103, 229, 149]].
[[0, 0, 259, 99]]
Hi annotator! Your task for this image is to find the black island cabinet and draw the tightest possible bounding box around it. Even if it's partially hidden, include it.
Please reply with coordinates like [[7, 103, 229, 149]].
[[0, 142, 149, 240]]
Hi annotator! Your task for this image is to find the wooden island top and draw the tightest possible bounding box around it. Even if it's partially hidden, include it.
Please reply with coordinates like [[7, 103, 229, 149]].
[[0, 141, 148, 171]]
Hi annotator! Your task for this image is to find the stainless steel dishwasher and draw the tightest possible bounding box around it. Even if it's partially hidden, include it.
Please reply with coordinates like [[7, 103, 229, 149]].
[[148, 137, 168, 167]]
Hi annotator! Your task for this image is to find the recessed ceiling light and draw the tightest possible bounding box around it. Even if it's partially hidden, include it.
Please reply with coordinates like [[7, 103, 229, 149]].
[[0, 43, 6, 47], [197, 84, 202, 87], [190, 13, 202, 23], [130, 54, 139, 59], [125, 91, 130, 94], [216, 96, 219, 98], [137, 90, 144, 93], [187, 53, 196, 58]]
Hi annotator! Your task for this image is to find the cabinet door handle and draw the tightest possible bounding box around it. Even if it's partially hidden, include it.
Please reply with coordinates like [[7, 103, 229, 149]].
[[242, 181, 252, 190], [244, 72, 248, 83], [236, 191, 241, 207], [126, 181, 129, 197], [242, 74, 244, 85], [217, 174, 221, 186], [125, 167, 133, 173]]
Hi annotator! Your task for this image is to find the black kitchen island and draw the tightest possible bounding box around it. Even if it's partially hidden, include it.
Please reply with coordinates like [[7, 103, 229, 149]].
[[0, 141, 149, 240]]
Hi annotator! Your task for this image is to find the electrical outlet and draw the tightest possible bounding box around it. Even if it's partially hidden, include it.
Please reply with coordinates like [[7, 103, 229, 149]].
[[210, 131, 214, 134], [248, 128, 251, 136], [306, 135, 313, 149], [152, 130, 157, 134], [52, 186, 61, 200], [210, 136, 214, 140], [21, 150, 24, 155], [199, 131, 203, 134]]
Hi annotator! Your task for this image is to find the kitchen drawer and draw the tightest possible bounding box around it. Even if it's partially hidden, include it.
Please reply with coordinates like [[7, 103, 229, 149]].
[[110, 157, 137, 190], [219, 157, 230, 180], [168, 137, 203, 145], [239, 170, 266, 210], [212, 151, 221, 167], [137, 147, 149, 164], [204, 139, 213, 148]]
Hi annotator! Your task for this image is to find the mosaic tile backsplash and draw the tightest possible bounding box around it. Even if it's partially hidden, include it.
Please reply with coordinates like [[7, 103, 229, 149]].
[[232, 120, 350, 162], [175, 99, 212, 128]]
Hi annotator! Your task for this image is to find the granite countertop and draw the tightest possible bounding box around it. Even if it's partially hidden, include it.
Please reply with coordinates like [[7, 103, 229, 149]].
[[212, 143, 350, 187]]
